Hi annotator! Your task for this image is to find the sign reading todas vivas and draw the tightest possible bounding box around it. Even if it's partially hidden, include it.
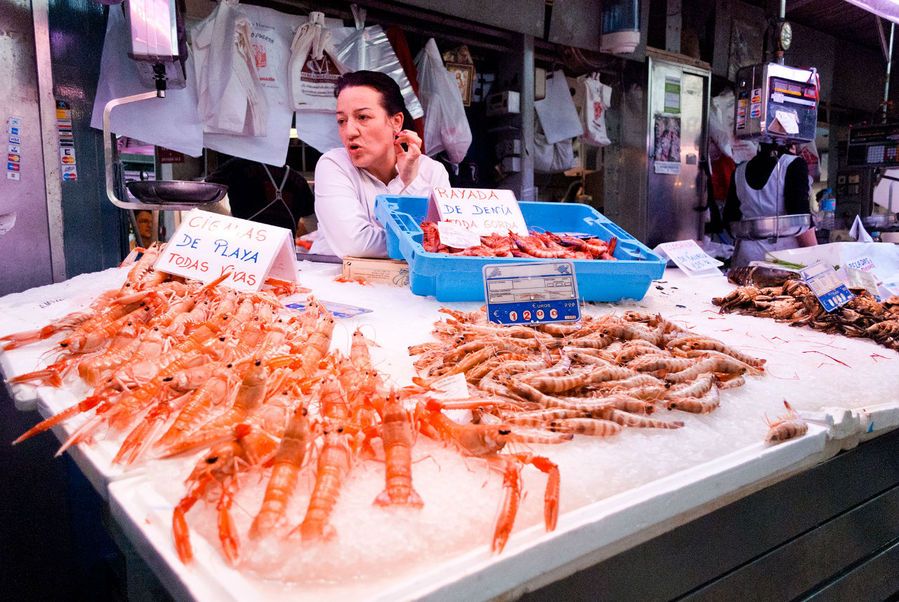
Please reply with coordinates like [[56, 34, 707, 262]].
[[156, 209, 298, 292]]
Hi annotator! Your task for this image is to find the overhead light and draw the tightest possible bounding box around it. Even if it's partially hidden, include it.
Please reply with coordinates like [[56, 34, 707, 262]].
[[290, 128, 298, 139]]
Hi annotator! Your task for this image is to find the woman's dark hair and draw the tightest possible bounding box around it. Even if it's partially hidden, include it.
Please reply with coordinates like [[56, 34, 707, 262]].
[[335, 70, 414, 130]]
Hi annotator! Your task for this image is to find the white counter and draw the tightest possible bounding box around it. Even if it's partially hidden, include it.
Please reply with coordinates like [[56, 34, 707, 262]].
[[2, 263, 897, 599]]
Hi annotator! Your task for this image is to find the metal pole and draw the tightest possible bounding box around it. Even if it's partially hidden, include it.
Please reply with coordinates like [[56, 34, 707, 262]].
[[32, 1, 67, 283], [884, 22, 895, 124], [775, 0, 787, 65], [520, 34, 535, 202]]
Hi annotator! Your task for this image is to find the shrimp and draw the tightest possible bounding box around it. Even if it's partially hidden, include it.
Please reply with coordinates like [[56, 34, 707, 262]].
[[77, 322, 147, 386], [58, 296, 161, 355], [350, 327, 377, 371], [374, 391, 423, 507], [290, 306, 335, 379], [249, 405, 312, 539], [117, 326, 169, 384], [490, 456, 522, 554], [614, 339, 666, 363], [420, 400, 508, 457], [104, 313, 234, 432], [665, 373, 716, 399], [420, 400, 560, 553], [547, 417, 623, 437], [319, 375, 352, 422], [511, 234, 562, 259], [112, 392, 193, 466], [626, 354, 696, 373], [172, 424, 278, 564], [665, 385, 721, 414], [119, 243, 162, 292], [590, 407, 684, 429], [518, 364, 636, 393], [595, 373, 666, 392], [167, 361, 220, 393], [666, 336, 766, 368], [765, 400, 808, 443], [501, 408, 587, 426], [1, 309, 94, 350], [298, 424, 352, 542], [11, 390, 111, 445], [187, 358, 270, 440], [664, 356, 753, 384], [154, 370, 238, 457]]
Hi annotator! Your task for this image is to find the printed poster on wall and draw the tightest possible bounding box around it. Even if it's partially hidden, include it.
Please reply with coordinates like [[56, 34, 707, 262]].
[[653, 115, 681, 175], [663, 76, 681, 114]]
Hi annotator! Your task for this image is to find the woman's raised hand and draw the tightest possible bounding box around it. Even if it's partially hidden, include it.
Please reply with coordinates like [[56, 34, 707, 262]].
[[394, 129, 422, 188]]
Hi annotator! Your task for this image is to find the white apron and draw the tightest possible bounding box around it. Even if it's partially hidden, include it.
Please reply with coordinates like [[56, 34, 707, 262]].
[[732, 154, 803, 267]]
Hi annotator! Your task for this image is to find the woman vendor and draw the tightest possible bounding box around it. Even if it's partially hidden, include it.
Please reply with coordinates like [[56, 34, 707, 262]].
[[724, 141, 818, 267], [309, 71, 451, 258]]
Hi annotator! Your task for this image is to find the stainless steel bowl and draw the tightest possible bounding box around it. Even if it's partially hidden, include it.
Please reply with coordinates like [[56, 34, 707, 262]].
[[729, 214, 812, 241], [126, 181, 228, 210]]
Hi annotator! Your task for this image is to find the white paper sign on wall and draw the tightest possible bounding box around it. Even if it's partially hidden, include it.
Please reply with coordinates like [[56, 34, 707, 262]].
[[426, 187, 528, 236], [155, 209, 298, 292]]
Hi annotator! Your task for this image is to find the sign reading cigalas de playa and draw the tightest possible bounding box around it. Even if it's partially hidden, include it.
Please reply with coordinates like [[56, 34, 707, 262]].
[[156, 209, 298, 292]]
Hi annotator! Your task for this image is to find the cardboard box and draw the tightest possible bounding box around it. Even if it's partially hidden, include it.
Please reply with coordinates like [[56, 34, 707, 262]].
[[342, 256, 410, 287]]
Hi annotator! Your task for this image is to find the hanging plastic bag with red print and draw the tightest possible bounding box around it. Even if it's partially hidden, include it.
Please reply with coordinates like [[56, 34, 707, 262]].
[[288, 12, 348, 112], [581, 73, 611, 147]]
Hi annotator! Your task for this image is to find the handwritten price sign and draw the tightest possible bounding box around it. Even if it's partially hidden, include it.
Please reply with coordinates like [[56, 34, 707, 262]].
[[654, 239, 723, 277], [426, 187, 528, 236], [156, 209, 298, 292]]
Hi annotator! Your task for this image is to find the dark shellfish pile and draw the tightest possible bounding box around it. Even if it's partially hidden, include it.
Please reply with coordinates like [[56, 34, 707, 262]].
[[714, 269, 899, 351]]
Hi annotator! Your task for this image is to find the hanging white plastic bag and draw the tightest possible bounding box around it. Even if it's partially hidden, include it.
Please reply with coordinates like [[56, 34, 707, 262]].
[[580, 73, 611, 147], [192, 0, 267, 136], [202, 4, 302, 166], [90, 6, 203, 156], [709, 89, 736, 159], [535, 70, 583, 144], [288, 12, 347, 112], [798, 138, 820, 181], [414, 38, 472, 164], [333, 6, 423, 120], [534, 115, 576, 173]]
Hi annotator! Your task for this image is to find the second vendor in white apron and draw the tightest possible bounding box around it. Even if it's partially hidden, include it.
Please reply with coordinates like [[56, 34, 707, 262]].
[[724, 144, 818, 267]]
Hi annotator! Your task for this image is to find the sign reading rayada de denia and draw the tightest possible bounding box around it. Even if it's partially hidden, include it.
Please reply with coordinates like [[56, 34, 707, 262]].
[[426, 187, 528, 236], [155, 209, 298, 292]]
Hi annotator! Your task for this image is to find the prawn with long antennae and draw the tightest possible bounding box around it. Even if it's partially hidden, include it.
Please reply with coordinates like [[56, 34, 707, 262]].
[[764, 400, 808, 444]]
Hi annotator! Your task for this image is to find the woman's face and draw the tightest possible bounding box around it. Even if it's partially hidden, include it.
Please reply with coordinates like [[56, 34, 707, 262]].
[[336, 85, 404, 173], [136, 211, 153, 240]]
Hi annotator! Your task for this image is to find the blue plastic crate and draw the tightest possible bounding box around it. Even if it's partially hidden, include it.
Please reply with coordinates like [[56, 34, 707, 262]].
[[374, 195, 666, 302]]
